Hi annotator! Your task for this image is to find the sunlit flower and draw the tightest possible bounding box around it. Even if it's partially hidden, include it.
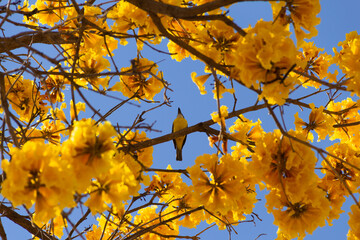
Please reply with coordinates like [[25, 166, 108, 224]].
[[333, 31, 360, 96], [108, 0, 162, 49], [271, 0, 321, 45], [294, 42, 333, 88], [51, 102, 68, 124], [212, 81, 235, 99], [23, 0, 67, 26], [211, 105, 228, 126], [235, 20, 299, 105], [167, 19, 198, 62], [85, 210, 132, 239], [187, 154, 256, 216], [197, 19, 241, 65], [62, 119, 116, 191], [41, 69, 68, 103], [320, 143, 360, 197], [85, 225, 112, 240], [76, 50, 111, 90], [110, 58, 164, 101], [39, 119, 66, 144], [249, 129, 318, 199], [70, 100, 86, 122], [348, 202, 360, 240], [4, 75, 48, 122], [117, 130, 153, 168], [318, 179, 346, 226], [33, 214, 67, 239], [267, 187, 330, 239], [147, 165, 189, 202], [230, 114, 264, 157], [327, 98, 360, 141], [1, 141, 75, 223], [117, 130, 153, 185], [294, 103, 333, 142], [191, 72, 210, 95], [85, 161, 140, 214], [134, 206, 179, 239]]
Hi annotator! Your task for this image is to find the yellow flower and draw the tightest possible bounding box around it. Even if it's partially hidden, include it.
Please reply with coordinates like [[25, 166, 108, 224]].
[[133, 206, 179, 238], [235, 20, 299, 105], [4, 75, 49, 122], [294, 103, 333, 142], [211, 105, 228, 126], [75, 50, 111, 89], [85, 161, 140, 214], [1, 141, 75, 223], [212, 82, 235, 99], [230, 115, 264, 157], [197, 19, 241, 65], [51, 102, 68, 124], [348, 202, 360, 240], [271, 0, 321, 45], [86, 225, 112, 240], [107, 1, 134, 34], [320, 143, 360, 198], [70, 100, 86, 122], [145, 166, 206, 229], [118, 130, 153, 168], [33, 214, 67, 239], [147, 165, 189, 203], [318, 177, 346, 226], [327, 98, 360, 141], [187, 154, 256, 216], [110, 58, 164, 102], [295, 42, 332, 88], [117, 130, 153, 185], [166, 19, 198, 62], [333, 31, 360, 96], [41, 68, 68, 103], [26, 0, 67, 26], [96, 209, 131, 238], [249, 129, 318, 200], [191, 72, 210, 95], [108, 0, 162, 49], [63, 5, 118, 55], [62, 119, 116, 191], [170, 193, 205, 229], [267, 187, 330, 239], [35, 119, 66, 144]]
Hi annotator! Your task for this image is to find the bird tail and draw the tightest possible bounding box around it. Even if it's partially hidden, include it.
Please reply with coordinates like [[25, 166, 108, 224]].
[[176, 148, 182, 161]]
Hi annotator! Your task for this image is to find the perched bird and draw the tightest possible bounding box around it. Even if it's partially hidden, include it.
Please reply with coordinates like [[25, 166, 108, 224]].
[[172, 108, 188, 161]]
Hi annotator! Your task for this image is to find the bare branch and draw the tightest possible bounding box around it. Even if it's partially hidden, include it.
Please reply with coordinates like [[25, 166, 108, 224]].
[[0, 31, 78, 53], [0, 204, 57, 240]]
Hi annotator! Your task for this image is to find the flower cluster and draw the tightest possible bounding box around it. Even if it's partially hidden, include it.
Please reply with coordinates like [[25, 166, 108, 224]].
[[334, 31, 360, 96], [271, 0, 321, 45], [2, 0, 359, 239], [233, 20, 300, 105], [2, 142, 75, 223], [1, 119, 151, 226], [187, 154, 257, 228], [4, 75, 48, 122], [110, 58, 164, 101]]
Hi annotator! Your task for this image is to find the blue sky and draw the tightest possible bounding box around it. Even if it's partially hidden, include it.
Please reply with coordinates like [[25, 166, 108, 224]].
[[2, 0, 360, 239]]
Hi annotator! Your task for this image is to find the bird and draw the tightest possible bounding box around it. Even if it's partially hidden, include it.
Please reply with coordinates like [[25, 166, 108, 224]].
[[172, 108, 188, 161]]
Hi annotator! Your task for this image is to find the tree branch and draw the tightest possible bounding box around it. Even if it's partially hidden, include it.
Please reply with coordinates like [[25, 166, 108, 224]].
[[0, 204, 57, 240], [118, 103, 266, 152], [0, 31, 78, 53]]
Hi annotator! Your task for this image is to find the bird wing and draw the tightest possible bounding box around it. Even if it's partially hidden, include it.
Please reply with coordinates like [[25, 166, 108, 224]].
[[172, 122, 177, 149], [182, 134, 187, 149]]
